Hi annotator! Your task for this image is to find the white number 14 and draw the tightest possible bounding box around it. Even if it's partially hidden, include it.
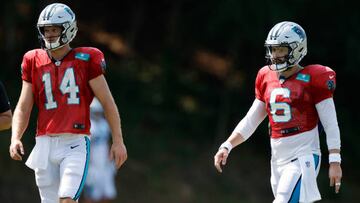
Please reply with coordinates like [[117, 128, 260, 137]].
[[42, 68, 80, 110]]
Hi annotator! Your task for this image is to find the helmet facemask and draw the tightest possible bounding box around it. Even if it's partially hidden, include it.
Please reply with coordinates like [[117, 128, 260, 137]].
[[265, 44, 290, 72]]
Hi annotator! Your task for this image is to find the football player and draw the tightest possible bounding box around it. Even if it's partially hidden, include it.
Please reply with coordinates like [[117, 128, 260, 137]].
[[214, 21, 342, 203], [0, 80, 12, 130], [9, 3, 127, 203], [82, 98, 117, 203]]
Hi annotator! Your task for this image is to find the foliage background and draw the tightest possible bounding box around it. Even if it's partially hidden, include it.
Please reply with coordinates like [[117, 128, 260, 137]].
[[0, 0, 359, 202]]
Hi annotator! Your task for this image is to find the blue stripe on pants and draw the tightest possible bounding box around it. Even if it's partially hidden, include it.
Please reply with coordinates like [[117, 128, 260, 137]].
[[73, 136, 91, 200], [288, 154, 320, 203]]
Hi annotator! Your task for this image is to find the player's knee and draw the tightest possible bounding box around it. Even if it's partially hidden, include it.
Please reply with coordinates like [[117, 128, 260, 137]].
[[35, 169, 54, 187], [38, 185, 59, 203]]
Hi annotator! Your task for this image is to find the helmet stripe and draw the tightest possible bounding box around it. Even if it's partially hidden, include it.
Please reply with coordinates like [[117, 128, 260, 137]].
[[274, 22, 290, 39], [42, 5, 51, 20], [46, 4, 58, 20], [269, 22, 285, 40], [269, 24, 279, 40]]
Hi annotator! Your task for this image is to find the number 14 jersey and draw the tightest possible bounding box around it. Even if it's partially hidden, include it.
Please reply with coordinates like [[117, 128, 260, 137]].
[[21, 47, 105, 136]]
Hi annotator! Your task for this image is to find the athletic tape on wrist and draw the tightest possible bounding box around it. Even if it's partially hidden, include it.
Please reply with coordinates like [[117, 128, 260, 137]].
[[329, 153, 341, 163], [219, 141, 233, 153]]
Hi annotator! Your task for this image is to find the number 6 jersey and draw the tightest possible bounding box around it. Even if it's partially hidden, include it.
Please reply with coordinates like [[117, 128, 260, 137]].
[[255, 64, 336, 139], [21, 47, 105, 136]]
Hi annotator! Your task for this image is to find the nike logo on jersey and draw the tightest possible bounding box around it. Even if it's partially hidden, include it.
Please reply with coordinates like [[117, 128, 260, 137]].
[[70, 144, 80, 149], [329, 75, 335, 79]]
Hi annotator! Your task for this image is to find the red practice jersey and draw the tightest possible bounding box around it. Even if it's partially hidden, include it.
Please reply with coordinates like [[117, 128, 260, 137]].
[[21, 47, 105, 136], [255, 65, 336, 138]]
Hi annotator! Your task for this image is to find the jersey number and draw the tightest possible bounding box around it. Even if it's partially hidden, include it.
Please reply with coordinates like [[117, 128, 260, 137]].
[[270, 88, 291, 122], [42, 68, 80, 110]]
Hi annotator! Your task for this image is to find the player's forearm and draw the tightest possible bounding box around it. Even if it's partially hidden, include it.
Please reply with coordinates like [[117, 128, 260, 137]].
[[316, 98, 342, 164], [230, 99, 267, 143], [11, 107, 31, 142], [89, 75, 124, 143], [226, 132, 246, 148], [103, 100, 124, 143], [315, 98, 341, 150]]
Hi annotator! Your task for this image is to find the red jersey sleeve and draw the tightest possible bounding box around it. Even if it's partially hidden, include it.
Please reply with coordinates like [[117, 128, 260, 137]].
[[311, 66, 336, 104], [89, 48, 106, 80], [21, 51, 33, 83], [255, 67, 266, 102]]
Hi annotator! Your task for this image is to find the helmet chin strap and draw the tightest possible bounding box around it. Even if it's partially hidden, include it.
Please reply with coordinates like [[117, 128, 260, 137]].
[[274, 62, 288, 72], [45, 38, 60, 50], [269, 62, 290, 72], [44, 35, 66, 51], [270, 57, 297, 72]]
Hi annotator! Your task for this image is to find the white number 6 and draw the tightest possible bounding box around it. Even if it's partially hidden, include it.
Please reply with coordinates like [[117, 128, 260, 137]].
[[270, 88, 291, 122]]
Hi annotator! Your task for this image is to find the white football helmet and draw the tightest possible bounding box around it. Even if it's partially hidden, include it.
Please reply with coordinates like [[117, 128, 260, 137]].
[[264, 21, 307, 72], [37, 3, 78, 50]]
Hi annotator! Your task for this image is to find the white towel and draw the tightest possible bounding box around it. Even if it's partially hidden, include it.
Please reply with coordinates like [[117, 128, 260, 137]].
[[25, 136, 50, 170], [298, 155, 321, 203]]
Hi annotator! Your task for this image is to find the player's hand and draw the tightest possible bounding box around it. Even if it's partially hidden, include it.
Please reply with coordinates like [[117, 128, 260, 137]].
[[329, 162, 342, 194], [9, 139, 25, 161], [214, 148, 229, 173], [110, 140, 127, 169]]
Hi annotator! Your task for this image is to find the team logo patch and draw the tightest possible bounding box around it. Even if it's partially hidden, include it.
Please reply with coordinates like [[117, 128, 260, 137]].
[[75, 52, 90, 61], [292, 26, 305, 40], [296, 73, 310, 82], [327, 80, 336, 90], [306, 161, 311, 168]]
